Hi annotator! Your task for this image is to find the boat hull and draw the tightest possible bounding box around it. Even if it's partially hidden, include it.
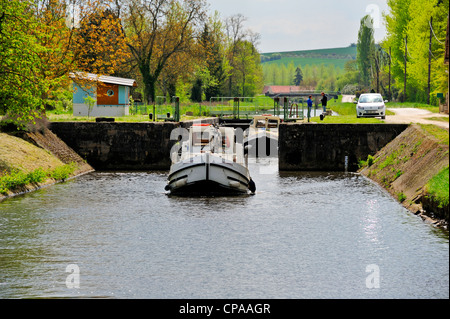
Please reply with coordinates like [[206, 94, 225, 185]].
[[166, 153, 254, 195]]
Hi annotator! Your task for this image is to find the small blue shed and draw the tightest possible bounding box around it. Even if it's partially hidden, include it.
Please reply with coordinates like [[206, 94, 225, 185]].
[[71, 73, 137, 117]]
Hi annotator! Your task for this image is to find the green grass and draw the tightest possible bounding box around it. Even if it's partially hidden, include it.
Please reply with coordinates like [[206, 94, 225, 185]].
[[312, 99, 389, 123], [0, 163, 78, 195], [311, 115, 383, 124], [263, 57, 349, 70], [262, 46, 357, 57], [419, 124, 449, 145], [425, 166, 449, 208]]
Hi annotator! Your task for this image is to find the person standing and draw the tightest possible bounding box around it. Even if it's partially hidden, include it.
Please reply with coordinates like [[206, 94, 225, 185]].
[[307, 95, 313, 122], [321, 92, 328, 113]]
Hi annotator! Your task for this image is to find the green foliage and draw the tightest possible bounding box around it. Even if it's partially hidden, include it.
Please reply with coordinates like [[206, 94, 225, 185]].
[[293, 67, 304, 86], [0, 163, 78, 195], [0, 0, 47, 128], [83, 96, 96, 118], [425, 166, 449, 208], [397, 192, 407, 202], [49, 163, 77, 181], [419, 124, 449, 145], [383, 0, 449, 102]]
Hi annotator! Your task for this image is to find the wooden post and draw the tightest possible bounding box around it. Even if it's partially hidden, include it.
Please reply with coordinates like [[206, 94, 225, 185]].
[[404, 36, 407, 102], [428, 17, 433, 105]]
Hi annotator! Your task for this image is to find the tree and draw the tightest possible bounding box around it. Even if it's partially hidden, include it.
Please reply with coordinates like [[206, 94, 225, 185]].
[[357, 15, 376, 88], [383, 0, 448, 102], [199, 13, 228, 101], [75, 7, 129, 76], [293, 67, 304, 85], [0, 0, 46, 126], [0, 0, 131, 128], [122, 0, 207, 104], [233, 40, 263, 96]]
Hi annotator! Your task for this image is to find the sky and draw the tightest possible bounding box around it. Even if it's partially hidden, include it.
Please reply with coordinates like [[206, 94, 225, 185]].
[[206, 0, 390, 53]]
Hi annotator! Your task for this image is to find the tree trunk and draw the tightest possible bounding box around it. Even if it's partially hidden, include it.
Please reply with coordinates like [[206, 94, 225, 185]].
[[142, 73, 156, 105]]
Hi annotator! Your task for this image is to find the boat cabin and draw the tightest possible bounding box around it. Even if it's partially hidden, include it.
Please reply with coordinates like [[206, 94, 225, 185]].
[[249, 115, 281, 130], [175, 124, 245, 165]]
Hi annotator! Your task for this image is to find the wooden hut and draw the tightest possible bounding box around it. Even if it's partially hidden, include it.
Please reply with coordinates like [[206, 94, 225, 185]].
[[70, 73, 137, 117]]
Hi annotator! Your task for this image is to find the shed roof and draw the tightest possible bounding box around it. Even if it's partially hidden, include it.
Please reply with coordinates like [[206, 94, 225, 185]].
[[70, 72, 137, 87]]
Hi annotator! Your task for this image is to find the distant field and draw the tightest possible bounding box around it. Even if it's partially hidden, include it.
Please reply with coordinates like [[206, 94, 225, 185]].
[[263, 57, 351, 69], [262, 46, 357, 58], [261, 45, 357, 70]]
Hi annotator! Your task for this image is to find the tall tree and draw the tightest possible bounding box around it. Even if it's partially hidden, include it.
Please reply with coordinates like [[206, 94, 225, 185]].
[[122, 0, 207, 104], [0, 0, 130, 127], [293, 67, 303, 86], [383, 0, 448, 102], [0, 0, 46, 125], [357, 15, 376, 88], [199, 13, 228, 101], [75, 7, 129, 76]]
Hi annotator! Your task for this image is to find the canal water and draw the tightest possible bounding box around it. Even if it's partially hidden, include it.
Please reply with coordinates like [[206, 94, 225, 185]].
[[0, 158, 448, 299]]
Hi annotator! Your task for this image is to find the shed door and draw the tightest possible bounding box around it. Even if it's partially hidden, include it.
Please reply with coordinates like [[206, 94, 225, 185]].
[[97, 84, 119, 105]]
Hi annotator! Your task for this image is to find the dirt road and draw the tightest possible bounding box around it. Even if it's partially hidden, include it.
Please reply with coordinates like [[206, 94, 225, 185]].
[[384, 108, 449, 129], [340, 95, 449, 129]]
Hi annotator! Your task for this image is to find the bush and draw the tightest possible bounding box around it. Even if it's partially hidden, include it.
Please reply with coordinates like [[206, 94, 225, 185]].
[[49, 162, 77, 181], [0, 163, 78, 195]]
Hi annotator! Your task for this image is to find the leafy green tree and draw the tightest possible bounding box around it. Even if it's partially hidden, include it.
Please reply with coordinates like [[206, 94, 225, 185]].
[[0, 0, 48, 126], [383, 0, 448, 103], [293, 67, 304, 86], [122, 0, 207, 104]]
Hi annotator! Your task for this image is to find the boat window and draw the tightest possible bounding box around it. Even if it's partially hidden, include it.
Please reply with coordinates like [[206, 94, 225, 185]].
[[256, 120, 266, 128], [268, 119, 279, 128], [192, 132, 210, 146]]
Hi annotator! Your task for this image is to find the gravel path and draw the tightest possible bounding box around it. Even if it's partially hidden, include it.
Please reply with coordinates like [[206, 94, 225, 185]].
[[340, 95, 449, 129], [384, 108, 449, 129]]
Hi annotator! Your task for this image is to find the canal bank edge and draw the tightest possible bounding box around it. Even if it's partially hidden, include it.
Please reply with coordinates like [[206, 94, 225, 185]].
[[0, 128, 94, 202], [359, 124, 449, 228]]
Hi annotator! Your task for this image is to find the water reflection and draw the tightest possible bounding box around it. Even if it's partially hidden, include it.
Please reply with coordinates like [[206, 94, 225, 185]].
[[0, 159, 448, 299], [363, 199, 382, 245]]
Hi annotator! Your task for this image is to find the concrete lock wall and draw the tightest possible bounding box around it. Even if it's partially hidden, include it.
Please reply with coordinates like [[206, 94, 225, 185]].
[[278, 123, 409, 171], [49, 118, 218, 171]]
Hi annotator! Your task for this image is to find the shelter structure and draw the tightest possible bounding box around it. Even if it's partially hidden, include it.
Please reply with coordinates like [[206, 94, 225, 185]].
[[70, 73, 137, 117]]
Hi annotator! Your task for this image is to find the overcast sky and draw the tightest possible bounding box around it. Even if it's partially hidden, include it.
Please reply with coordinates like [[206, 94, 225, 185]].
[[206, 0, 390, 53]]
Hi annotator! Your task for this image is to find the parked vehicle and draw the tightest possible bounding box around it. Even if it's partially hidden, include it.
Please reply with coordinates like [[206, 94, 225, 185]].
[[355, 93, 387, 119]]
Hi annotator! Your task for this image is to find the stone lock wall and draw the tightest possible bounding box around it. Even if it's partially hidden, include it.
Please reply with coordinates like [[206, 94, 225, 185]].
[[278, 123, 409, 171], [49, 118, 219, 171]]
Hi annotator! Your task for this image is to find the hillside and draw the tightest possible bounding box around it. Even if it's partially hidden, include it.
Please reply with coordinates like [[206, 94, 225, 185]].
[[261, 45, 357, 69]]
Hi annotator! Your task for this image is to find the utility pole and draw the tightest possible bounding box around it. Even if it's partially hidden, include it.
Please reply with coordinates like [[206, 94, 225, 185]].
[[427, 16, 433, 105], [388, 47, 391, 101], [376, 49, 380, 93], [404, 35, 407, 102]]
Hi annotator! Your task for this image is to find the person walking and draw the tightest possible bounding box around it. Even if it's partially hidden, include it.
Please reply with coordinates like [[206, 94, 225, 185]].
[[307, 95, 313, 122], [321, 92, 328, 113]]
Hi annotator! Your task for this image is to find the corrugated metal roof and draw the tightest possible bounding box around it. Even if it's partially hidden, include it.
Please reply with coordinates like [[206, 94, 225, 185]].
[[69, 72, 137, 87]]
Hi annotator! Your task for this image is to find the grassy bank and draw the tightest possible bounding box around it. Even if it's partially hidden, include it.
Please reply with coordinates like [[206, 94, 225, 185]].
[[0, 163, 77, 195], [359, 124, 449, 225], [0, 132, 85, 200], [425, 166, 449, 209]]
